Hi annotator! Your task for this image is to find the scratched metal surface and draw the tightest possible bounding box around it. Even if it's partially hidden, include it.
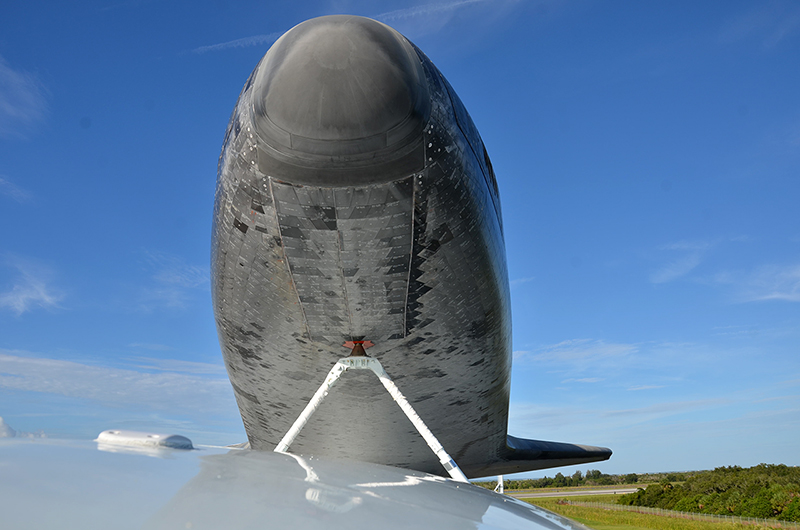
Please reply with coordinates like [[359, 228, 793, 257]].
[[211, 16, 512, 477], [0, 439, 591, 530]]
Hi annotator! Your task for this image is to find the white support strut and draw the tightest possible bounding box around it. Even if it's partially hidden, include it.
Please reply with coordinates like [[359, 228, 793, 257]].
[[274, 356, 469, 483], [494, 474, 504, 494]]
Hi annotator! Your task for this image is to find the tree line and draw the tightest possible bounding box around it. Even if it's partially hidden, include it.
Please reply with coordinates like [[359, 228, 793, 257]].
[[476, 469, 686, 490], [617, 464, 800, 522]]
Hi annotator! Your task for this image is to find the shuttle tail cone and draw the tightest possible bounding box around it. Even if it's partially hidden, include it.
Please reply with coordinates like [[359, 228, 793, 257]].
[[274, 356, 468, 482]]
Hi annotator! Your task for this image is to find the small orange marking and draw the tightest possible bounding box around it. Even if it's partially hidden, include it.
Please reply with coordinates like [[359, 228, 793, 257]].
[[343, 340, 374, 349]]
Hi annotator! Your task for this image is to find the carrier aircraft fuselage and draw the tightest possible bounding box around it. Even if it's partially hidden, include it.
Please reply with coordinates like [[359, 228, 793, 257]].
[[212, 15, 610, 478]]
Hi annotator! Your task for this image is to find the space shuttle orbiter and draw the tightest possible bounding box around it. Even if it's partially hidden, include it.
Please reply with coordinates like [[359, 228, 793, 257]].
[[211, 15, 610, 478]]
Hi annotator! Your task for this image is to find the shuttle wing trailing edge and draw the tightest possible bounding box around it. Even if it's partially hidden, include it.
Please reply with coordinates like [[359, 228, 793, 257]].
[[212, 14, 611, 478]]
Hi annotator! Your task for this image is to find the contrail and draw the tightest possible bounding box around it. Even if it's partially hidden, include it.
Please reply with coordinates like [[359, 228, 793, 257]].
[[0, 177, 31, 203], [192, 0, 496, 54], [374, 0, 491, 22], [192, 32, 282, 54]]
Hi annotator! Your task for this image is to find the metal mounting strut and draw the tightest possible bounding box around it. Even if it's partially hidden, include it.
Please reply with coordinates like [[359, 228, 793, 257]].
[[274, 354, 469, 483]]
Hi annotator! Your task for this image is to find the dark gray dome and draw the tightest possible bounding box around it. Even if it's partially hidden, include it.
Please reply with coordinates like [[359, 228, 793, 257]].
[[252, 15, 430, 158]]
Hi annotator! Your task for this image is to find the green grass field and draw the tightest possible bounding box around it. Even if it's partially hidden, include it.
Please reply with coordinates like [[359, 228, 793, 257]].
[[498, 484, 645, 495], [524, 497, 785, 530]]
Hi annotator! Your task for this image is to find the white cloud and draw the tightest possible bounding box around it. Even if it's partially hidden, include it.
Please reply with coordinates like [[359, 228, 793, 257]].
[[628, 385, 666, 391], [754, 394, 800, 404], [650, 237, 756, 285], [511, 401, 800, 474], [146, 251, 207, 288], [510, 398, 728, 434], [139, 251, 208, 310], [0, 351, 234, 415], [0, 416, 44, 438], [602, 399, 729, 419], [510, 276, 535, 286], [128, 342, 172, 351], [512, 350, 529, 361], [715, 263, 800, 302], [656, 240, 711, 252], [192, 32, 282, 54], [649, 240, 714, 284], [527, 339, 638, 364], [562, 377, 603, 384], [0, 55, 48, 138], [0, 416, 15, 438], [650, 253, 703, 283], [719, 1, 800, 49], [126, 356, 226, 376], [0, 176, 31, 202], [0, 256, 63, 315]]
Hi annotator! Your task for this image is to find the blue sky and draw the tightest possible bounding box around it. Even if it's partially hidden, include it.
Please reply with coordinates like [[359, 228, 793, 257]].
[[1, 0, 799, 477]]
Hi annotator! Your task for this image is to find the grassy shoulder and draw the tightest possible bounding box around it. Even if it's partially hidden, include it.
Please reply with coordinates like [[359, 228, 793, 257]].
[[474, 471, 690, 492], [507, 485, 645, 495], [524, 497, 782, 530]]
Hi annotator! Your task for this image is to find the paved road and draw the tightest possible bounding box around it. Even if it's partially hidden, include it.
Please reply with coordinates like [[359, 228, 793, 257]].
[[509, 487, 639, 499]]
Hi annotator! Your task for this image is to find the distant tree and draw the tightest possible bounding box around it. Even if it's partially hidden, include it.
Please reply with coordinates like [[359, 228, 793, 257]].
[[617, 464, 800, 522], [597, 474, 614, 486]]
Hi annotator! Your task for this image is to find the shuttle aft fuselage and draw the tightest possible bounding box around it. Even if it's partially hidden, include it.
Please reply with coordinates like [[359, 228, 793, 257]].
[[212, 15, 609, 477]]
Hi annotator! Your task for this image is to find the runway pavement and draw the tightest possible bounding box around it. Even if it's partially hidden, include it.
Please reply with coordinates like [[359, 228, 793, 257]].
[[508, 487, 640, 499]]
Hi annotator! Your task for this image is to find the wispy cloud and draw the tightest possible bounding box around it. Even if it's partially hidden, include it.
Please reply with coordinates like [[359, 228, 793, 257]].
[[562, 377, 603, 384], [0, 55, 48, 138], [139, 251, 208, 310], [0, 256, 63, 315], [511, 399, 800, 473], [374, 0, 492, 22], [657, 240, 711, 252], [143, 251, 206, 289], [719, 1, 800, 49], [650, 253, 703, 283], [99, 0, 158, 12], [510, 276, 535, 286], [191, 1, 511, 55], [0, 351, 233, 415], [524, 339, 638, 364], [373, 0, 517, 38], [510, 398, 728, 433], [711, 324, 761, 337], [601, 399, 729, 420], [128, 342, 172, 351], [715, 263, 800, 302], [628, 385, 666, 391], [650, 239, 711, 284], [0, 176, 31, 202], [512, 350, 529, 360], [192, 32, 282, 54], [126, 356, 226, 376]]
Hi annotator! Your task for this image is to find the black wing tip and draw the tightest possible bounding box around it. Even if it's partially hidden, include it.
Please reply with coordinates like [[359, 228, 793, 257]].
[[462, 435, 612, 479]]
